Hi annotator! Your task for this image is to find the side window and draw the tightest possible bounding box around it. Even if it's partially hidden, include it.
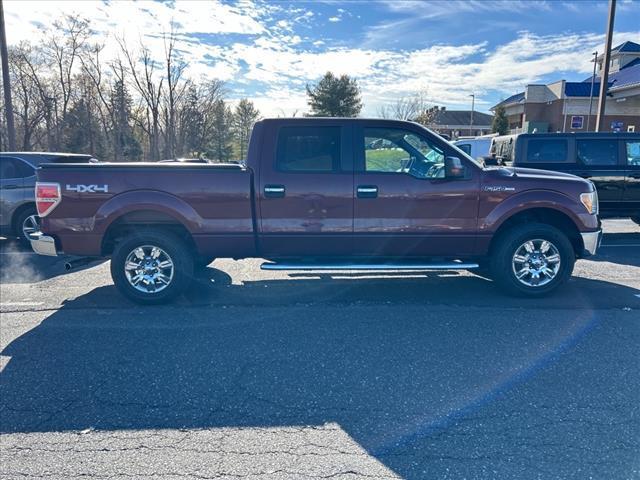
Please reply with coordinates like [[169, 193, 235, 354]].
[[577, 139, 618, 166], [276, 126, 340, 172], [457, 144, 472, 155], [0, 158, 34, 180], [526, 139, 568, 163], [626, 141, 640, 166], [364, 128, 444, 179]]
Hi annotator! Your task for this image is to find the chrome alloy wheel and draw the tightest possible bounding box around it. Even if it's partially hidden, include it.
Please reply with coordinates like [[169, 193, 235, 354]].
[[22, 215, 40, 239], [511, 239, 561, 287], [124, 245, 175, 293]]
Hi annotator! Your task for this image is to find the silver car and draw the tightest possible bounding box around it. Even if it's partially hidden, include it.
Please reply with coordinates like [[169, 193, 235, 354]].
[[0, 152, 97, 242]]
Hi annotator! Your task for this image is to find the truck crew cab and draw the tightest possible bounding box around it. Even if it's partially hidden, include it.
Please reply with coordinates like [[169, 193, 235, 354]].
[[30, 118, 601, 304]]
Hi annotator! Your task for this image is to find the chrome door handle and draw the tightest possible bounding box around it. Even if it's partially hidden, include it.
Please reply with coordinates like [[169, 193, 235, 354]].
[[264, 185, 285, 198], [357, 186, 378, 198]]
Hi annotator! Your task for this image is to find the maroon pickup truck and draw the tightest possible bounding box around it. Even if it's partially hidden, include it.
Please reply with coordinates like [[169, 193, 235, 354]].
[[30, 118, 601, 304]]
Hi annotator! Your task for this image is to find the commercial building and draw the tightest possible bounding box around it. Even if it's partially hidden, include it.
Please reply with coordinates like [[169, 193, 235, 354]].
[[491, 41, 640, 134], [426, 107, 494, 139]]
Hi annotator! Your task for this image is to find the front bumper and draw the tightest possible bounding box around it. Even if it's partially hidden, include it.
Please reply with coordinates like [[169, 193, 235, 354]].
[[580, 229, 602, 257], [29, 231, 58, 257]]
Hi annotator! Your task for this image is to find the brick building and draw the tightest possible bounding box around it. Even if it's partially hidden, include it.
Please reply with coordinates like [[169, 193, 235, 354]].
[[426, 107, 494, 139], [491, 41, 640, 134]]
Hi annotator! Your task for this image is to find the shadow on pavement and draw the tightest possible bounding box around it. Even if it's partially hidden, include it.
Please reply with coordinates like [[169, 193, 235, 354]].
[[1, 273, 639, 478]]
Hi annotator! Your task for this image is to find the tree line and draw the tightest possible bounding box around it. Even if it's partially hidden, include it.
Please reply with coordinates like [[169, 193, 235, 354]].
[[1, 14, 498, 161], [0, 15, 261, 162]]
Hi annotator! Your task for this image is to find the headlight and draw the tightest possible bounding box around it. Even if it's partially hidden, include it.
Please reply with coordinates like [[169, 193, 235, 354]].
[[580, 191, 598, 215]]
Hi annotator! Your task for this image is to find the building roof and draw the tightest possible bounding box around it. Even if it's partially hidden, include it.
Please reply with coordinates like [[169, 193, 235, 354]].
[[491, 92, 525, 110], [612, 41, 640, 53], [583, 59, 640, 91], [431, 109, 493, 126], [564, 81, 615, 97]]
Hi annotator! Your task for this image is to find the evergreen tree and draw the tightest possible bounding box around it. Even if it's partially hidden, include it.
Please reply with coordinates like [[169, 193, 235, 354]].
[[306, 72, 362, 117], [111, 80, 142, 161], [233, 98, 260, 160], [492, 105, 509, 135], [208, 99, 234, 162], [180, 85, 205, 156]]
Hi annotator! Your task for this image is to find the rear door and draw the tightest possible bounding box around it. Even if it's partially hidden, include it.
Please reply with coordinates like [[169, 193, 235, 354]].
[[623, 138, 640, 214], [258, 122, 354, 256], [574, 138, 626, 214], [352, 124, 480, 257]]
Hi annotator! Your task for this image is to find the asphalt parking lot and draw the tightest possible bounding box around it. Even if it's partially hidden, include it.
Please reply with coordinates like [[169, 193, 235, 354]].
[[0, 219, 639, 480]]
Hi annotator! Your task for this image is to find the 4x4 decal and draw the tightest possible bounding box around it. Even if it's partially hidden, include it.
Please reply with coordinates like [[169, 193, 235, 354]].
[[66, 184, 109, 193]]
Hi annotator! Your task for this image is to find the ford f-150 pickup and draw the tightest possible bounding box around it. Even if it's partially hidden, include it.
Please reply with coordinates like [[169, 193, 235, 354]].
[[30, 118, 601, 304]]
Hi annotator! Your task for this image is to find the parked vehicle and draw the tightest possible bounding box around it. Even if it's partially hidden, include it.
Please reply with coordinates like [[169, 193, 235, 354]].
[[29, 118, 601, 304], [453, 135, 495, 161], [489, 133, 640, 223], [0, 152, 98, 242]]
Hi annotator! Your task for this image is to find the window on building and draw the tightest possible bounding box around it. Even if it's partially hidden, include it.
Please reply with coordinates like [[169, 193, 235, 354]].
[[276, 126, 341, 172], [577, 140, 619, 166], [525, 139, 568, 163], [570, 116, 584, 129], [628, 125, 636, 133]]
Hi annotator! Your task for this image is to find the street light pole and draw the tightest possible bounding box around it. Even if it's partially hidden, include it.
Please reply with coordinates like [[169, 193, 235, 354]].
[[0, 0, 16, 150], [596, 0, 616, 132], [587, 51, 598, 131], [469, 93, 475, 136]]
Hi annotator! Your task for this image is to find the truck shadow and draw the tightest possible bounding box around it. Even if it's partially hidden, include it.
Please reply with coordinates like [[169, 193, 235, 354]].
[[1, 275, 639, 478]]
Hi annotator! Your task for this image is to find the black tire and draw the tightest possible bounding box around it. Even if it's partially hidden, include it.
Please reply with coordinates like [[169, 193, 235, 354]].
[[490, 223, 575, 297], [110, 229, 194, 305], [13, 207, 39, 244], [197, 255, 216, 267]]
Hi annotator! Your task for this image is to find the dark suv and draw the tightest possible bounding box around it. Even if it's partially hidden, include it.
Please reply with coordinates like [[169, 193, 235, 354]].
[[0, 152, 97, 241], [489, 133, 640, 223]]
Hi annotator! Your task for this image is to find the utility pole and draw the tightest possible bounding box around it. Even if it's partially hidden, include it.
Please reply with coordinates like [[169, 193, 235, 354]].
[[596, 0, 616, 132], [0, 0, 16, 150], [469, 93, 475, 136], [587, 51, 598, 131]]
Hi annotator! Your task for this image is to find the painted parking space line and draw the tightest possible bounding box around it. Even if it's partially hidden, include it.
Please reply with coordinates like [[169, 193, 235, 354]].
[[0, 302, 44, 307], [600, 244, 640, 247]]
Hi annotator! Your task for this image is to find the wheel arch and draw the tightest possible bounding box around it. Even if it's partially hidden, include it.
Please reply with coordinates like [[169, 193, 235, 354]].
[[488, 207, 583, 256], [11, 202, 37, 236]]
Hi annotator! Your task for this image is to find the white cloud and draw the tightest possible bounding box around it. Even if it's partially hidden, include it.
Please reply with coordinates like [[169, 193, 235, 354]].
[[328, 16, 341, 23], [4, 1, 640, 117]]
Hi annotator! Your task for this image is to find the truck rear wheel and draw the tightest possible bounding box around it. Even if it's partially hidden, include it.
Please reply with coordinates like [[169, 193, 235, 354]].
[[490, 223, 575, 297], [110, 229, 194, 305]]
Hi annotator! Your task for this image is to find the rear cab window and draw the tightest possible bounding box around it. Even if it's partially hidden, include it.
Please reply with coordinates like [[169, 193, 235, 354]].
[[276, 126, 341, 172], [525, 139, 569, 163], [0, 157, 35, 179], [576, 139, 619, 166]]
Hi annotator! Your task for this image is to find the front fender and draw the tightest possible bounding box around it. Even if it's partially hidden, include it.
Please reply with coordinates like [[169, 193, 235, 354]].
[[93, 190, 202, 235], [480, 189, 594, 233]]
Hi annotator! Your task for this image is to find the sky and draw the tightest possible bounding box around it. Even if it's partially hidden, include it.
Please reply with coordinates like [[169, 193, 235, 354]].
[[4, 0, 640, 116]]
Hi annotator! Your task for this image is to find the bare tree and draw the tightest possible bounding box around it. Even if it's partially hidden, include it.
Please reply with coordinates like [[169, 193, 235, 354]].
[[162, 25, 188, 159], [377, 90, 432, 121], [118, 37, 164, 160]]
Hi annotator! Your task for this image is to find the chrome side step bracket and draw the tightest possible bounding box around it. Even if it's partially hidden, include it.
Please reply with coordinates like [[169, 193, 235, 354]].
[[260, 261, 479, 271]]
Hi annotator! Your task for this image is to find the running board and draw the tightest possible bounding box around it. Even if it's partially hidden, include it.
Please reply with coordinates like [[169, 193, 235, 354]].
[[260, 261, 479, 271]]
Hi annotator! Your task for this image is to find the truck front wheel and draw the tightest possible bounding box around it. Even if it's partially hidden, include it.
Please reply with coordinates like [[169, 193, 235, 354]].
[[110, 229, 194, 305], [490, 223, 575, 296]]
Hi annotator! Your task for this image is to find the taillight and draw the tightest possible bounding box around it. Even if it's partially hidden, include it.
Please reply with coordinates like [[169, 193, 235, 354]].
[[36, 182, 61, 217]]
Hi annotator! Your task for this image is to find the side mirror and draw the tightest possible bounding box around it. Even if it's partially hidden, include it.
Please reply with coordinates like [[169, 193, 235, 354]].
[[445, 156, 466, 179]]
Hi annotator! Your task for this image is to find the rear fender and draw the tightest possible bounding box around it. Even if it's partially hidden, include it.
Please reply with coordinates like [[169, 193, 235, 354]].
[[93, 190, 201, 235]]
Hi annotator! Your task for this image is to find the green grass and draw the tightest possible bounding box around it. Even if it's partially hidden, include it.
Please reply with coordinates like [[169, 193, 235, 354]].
[[365, 148, 410, 172]]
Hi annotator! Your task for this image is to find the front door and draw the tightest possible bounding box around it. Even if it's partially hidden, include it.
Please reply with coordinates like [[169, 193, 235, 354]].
[[258, 123, 353, 257], [352, 124, 480, 257], [574, 138, 626, 215]]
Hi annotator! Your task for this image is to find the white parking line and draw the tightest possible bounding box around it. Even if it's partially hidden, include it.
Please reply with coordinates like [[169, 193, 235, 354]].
[[0, 302, 44, 307], [600, 244, 640, 247]]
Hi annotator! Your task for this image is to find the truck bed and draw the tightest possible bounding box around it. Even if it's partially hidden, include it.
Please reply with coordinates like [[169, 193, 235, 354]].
[[37, 163, 257, 258]]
